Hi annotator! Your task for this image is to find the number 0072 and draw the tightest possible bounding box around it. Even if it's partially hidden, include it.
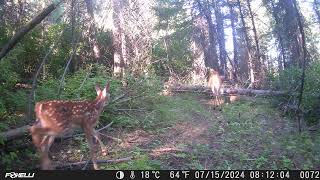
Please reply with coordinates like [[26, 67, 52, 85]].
[[300, 171, 320, 179]]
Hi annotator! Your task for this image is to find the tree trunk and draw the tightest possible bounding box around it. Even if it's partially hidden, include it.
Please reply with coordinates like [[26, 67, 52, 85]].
[[246, 0, 263, 87], [246, 0, 260, 59], [0, 0, 63, 61], [68, 0, 77, 73], [206, 10, 219, 71], [270, 0, 287, 70], [292, 0, 308, 132], [237, 0, 255, 87], [213, 0, 227, 75], [191, 3, 208, 84], [313, 0, 320, 25], [278, 0, 301, 67], [84, 0, 101, 61], [112, 0, 125, 78], [196, 0, 219, 70], [120, 14, 128, 76], [228, 1, 239, 82]]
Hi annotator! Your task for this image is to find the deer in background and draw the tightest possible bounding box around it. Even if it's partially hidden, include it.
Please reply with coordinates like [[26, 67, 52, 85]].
[[207, 69, 224, 109], [30, 81, 111, 170]]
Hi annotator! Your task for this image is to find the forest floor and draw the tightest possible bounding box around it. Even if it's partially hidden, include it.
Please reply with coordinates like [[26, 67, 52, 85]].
[[49, 93, 320, 170], [2, 93, 320, 170]]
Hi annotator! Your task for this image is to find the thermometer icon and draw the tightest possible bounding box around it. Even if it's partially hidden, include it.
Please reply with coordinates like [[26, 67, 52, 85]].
[[130, 171, 135, 179]]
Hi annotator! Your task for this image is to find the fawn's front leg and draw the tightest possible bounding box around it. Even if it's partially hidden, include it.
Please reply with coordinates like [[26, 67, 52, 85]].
[[83, 126, 99, 170], [93, 129, 107, 156]]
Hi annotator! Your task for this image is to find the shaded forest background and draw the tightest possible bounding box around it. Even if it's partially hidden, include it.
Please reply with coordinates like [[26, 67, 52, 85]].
[[1, 0, 320, 169]]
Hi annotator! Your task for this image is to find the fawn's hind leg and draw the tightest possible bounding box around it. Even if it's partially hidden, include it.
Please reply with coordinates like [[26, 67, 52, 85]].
[[39, 135, 55, 170]]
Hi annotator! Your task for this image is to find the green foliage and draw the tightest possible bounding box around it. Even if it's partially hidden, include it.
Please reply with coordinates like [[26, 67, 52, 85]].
[[153, 0, 185, 30], [96, 29, 113, 66], [152, 39, 193, 79], [272, 62, 320, 124], [279, 156, 294, 169], [9, 28, 43, 79], [0, 25, 10, 47], [35, 64, 112, 101], [0, 151, 19, 170], [109, 74, 165, 128], [280, 132, 320, 169], [124, 73, 163, 100], [46, 24, 75, 78], [62, 67, 110, 100], [0, 56, 21, 89], [152, 0, 193, 80], [272, 66, 301, 91], [5, 90, 28, 112], [106, 153, 161, 170], [0, 58, 26, 122], [0, 148, 38, 170]]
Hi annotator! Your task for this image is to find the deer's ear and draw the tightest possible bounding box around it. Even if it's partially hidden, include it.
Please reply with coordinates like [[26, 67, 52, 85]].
[[95, 84, 101, 96], [101, 81, 110, 98], [101, 87, 107, 98]]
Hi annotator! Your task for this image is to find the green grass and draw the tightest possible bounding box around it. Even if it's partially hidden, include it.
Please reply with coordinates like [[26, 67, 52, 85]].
[[111, 93, 210, 131], [211, 97, 320, 169], [103, 148, 162, 170]]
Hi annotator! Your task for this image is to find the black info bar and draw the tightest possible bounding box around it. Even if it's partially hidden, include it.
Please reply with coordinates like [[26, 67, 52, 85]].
[[1, 170, 319, 180]]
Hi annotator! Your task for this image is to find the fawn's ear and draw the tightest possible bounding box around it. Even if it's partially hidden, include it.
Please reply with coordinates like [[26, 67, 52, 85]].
[[101, 81, 110, 98], [95, 84, 101, 96]]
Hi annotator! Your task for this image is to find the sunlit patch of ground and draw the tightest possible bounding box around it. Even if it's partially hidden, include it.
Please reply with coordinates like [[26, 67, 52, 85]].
[[119, 130, 154, 149]]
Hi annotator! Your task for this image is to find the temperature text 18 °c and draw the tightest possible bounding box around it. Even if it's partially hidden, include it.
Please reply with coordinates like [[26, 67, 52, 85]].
[[140, 171, 161, 179]]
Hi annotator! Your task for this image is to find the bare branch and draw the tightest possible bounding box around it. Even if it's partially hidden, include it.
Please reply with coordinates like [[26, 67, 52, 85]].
[[97, 121, 114, 132], [0, 0, 64, 60], [115, 108, 147, 112]]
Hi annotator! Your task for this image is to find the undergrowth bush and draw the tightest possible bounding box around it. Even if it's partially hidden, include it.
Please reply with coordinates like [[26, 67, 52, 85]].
[[272, 62, 320, 125], [0, 58, 26, 125]]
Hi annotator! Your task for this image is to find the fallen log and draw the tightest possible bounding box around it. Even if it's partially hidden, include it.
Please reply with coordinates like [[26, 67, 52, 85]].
[[169, 85, 285, 96], [0, 121, 114, 142], [223, 88, 285, 96], [0, 125, 31, 141], [0, 125, 77, 142]]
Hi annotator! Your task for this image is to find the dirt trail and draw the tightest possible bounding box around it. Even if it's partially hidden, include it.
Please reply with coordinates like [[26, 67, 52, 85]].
[[112, 96, 222, 169]]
